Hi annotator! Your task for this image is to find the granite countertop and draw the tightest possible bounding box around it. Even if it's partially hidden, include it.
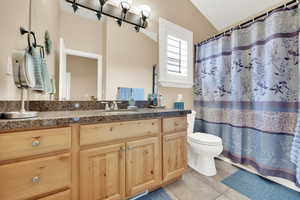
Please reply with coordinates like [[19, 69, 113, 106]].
[[0, 108, 191, 133]]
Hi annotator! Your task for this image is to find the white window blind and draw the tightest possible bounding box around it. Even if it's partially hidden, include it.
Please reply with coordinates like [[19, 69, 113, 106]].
[[167, 35, 188, 76]]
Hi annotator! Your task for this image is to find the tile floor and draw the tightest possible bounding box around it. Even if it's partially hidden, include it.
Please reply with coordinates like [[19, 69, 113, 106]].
[[164, 159, 250, 200]]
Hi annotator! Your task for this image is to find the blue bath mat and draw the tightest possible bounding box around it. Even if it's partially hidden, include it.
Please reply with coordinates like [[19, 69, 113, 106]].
[[132, 188, 172, 200], [222, 170, 300, 200]]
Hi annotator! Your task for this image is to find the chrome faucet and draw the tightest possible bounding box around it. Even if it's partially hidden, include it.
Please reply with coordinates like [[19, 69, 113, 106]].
[[112, 101, 119, 110], [101, 102, 111, 111], [101, 101, 120, 111]]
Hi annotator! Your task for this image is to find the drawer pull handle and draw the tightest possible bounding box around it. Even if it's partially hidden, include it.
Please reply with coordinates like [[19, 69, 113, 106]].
[[174, 122, 179, 126], [32, 176, 40, 183], [32, 140, 40, 147]]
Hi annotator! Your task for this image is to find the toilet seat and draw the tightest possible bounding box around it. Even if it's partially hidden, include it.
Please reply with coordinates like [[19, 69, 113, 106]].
[[189, 133, 222, 146]]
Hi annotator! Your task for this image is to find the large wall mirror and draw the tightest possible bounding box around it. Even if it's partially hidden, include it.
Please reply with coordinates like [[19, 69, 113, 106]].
[[31, 0, 158, 101], [0, 0, 196, 109], [0, 0, 158, 101]]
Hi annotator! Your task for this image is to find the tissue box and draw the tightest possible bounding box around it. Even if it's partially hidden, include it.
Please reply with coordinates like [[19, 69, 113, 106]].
[[174, 102, 184, 110]]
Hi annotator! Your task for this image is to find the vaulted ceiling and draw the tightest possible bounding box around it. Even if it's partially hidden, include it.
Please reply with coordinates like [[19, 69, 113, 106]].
[[190, 0, 286, 31]]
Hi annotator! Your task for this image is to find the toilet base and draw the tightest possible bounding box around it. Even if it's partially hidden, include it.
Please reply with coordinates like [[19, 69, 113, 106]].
[[188, 151, 217, 176]]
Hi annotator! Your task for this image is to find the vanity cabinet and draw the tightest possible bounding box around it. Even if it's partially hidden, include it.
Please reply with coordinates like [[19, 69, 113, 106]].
[[80, 143, 126, 200], [0, 116, 188, 200]]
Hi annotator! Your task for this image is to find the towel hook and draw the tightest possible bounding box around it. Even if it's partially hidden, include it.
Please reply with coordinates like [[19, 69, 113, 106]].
[[36, 45, 45, 58], [20, 27, 37, 51]]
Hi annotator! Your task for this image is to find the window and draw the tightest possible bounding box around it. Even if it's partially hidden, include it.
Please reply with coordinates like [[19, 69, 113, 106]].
[[159, 18, 193, 88], [167, 35, 188, 76]]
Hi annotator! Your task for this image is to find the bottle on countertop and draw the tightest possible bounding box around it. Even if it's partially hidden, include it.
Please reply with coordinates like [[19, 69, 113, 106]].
[[159, 95, 164, 107]]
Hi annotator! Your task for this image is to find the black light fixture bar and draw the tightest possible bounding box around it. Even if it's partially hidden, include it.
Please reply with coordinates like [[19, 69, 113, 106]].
[[65, 0, 147, 29]]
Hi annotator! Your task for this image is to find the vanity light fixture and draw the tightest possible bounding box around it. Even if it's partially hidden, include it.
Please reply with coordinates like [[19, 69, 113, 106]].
[[96, 0, 108, 20], [120, 0, 133, 10], [135, 4, 151, 32], [65, 0, 151, 31], [72, 0, 79, 13], [117, 0, 133, 26], [139, 4, 151, 20]]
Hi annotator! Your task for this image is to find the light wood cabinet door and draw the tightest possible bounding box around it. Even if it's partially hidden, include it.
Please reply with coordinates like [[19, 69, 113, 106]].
[[163, 132, 187, 182], [126, 137, 161, 197], [80, 143, 125, 200]]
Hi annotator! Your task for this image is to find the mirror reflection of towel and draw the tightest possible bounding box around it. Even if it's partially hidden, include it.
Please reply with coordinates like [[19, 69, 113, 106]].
[[132, 88, 145, 101], [117, 87, 145, 101], [117, 87, 131, 100], [40, 59, 53, 94], [30, 48, 44, 91]]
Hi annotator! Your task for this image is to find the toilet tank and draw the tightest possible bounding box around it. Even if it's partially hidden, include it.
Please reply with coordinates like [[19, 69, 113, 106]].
[[187, 110, 196, 135]]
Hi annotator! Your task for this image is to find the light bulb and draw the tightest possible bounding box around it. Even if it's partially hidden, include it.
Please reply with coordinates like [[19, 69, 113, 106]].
[[119, 0, 132, 10], [139, 4, 151, 18]]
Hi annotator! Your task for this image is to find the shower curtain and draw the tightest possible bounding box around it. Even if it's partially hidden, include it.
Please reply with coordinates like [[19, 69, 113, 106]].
[[194, 5, 300, 187]]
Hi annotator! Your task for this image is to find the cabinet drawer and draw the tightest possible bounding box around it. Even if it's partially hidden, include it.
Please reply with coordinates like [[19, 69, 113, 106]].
[[163, 117, 187, 134], [80, 119, 160, 146], [38, 190, 71, 200], [0, 153, 71, 200], [0, 127, 71, 161]]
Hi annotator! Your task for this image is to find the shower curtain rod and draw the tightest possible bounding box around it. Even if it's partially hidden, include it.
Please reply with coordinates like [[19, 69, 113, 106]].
[[199, 0, 299, 45]]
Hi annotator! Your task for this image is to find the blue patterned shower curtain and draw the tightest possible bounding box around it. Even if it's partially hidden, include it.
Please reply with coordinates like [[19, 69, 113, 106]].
[[194, 5, 300, 187]]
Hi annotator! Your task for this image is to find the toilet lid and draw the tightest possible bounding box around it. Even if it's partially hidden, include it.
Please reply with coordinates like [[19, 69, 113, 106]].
[[189, 133, 222, 146]]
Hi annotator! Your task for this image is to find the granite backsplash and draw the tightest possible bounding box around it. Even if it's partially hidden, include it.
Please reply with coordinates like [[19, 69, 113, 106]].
[[0, 100, 149, 112]]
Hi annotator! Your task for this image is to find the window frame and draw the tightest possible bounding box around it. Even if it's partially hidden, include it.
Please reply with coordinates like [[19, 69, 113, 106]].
[[159, 17, 193, 88]]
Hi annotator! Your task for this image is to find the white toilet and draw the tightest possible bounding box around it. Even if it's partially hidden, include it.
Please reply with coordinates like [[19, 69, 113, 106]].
[[187, 111, 223, 176]]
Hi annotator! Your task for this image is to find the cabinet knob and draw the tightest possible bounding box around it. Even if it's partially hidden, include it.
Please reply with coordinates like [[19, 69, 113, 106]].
[[32, 140, 40, 147], [32, 176, 40, 183]]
